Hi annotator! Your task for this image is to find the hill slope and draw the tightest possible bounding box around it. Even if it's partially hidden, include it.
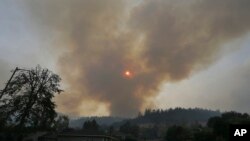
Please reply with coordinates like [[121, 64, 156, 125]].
[[69, 116, 125, 128], [114, 108, 221, 127]]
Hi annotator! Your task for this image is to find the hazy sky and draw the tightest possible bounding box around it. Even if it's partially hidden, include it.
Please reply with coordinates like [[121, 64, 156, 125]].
[[1, 0, 250, 117]]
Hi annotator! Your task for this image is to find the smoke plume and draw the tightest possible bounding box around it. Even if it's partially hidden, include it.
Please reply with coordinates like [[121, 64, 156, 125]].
[[25, 0, 250, 117]]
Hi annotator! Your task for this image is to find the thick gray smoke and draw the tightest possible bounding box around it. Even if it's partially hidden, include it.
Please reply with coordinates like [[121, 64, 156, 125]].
[[24, 0, 250, 117]]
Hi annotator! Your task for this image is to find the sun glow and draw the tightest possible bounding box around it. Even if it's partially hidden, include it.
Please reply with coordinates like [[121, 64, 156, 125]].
[[125, 71, 131, 76], [124, 70, 133, 78]]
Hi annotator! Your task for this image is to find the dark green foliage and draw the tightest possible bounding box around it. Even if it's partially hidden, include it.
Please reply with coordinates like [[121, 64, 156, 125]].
[[82, 119, 100, 130], [140, 125, 159, 139], [163, 111, 250, 141], [193, 128, 215, 141], [165, 125, 192, 141], [108, 125, 114, 135], [55, 115, 69, 131], [70, 116, 125, 128], [207, 111, 250, 140], [207, 116, 227, 138], [120, 121, 139, 137], [0, 65, 63, 131], [133, 108, 221, 125], [111, 108, 221, 140]]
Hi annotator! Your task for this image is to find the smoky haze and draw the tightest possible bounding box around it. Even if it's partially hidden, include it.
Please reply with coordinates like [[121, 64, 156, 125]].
[[24, 0, 250, 117]]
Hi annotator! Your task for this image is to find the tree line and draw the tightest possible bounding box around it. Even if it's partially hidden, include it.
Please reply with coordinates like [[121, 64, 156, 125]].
[[110, 109, 249, 141], [133, 107, 221, 125], [165, 111, 250, 141]]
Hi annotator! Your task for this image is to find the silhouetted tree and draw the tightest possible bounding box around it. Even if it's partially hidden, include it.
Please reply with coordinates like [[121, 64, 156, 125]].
[[108, 125, 114, 136], [140, 124, 159, 139], [82, 119, 99, 130], [137, 112, 143, 118], [55, 115, 69, 131], [133, 108, 220, 125], [0, 65, 63, 130], [193, 128, 215, 141], [207, 111, 250, 140], [120, 121, 139, 137], [165, 125, 192, 141]]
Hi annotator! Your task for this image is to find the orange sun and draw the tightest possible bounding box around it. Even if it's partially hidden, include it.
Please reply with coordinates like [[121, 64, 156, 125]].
[[125, 71, 131, 76], [124, 70, 133, 78]]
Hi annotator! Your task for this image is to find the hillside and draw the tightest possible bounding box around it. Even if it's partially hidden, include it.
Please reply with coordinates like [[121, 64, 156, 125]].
[[69, 116, 126, 128], [113, 108, 221, 127], [70, 108, 221, 129]]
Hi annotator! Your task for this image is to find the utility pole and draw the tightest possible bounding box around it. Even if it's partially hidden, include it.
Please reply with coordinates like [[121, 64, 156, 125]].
[[0, 67, 29, 99]]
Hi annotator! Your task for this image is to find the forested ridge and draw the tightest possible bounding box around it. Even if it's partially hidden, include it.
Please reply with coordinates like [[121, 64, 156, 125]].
[[116, 108, 221, 126], [70, 108, 221, 128]]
